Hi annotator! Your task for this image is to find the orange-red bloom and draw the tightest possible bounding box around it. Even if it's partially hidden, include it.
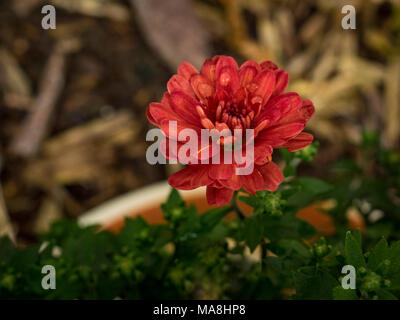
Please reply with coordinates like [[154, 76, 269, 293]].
[[147, 55, 314, 206]]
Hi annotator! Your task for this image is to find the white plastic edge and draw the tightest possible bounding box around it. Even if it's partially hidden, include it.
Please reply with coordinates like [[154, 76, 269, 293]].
[[78, 181, 206, 227]]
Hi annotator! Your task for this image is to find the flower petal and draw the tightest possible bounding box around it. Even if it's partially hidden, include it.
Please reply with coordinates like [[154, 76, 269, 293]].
[[239, 61, 260, 87], [257, 122, 305, 147], [233, 87, 246, 105], [276, 99, 315, 125], [273, 69, 289, 96], [167, 74, 195, 97], [169, 91, 202, 126], [215, 56, 240, 93], [159, 138, 178, 161], [159, 119, 200, 141], [146, 105, 158, 125], [240, 60, 261, 71], [215, 55, 239, 72], [201, 57, 218, 83], [216, 66, 240, 94], [148, 102, 177, 125], [240, 169, 264, 194], [281, 132, 314, 152], [208, 163, 235, 180], [206, 186, 234, 206], [190, 74, 215, 103], [249, 69, 276, 105], [257, 162, 284, 191], [168, 165, 212, 190], [219, 172, 241, 190], [255, 92, 302, 127], [260, 61, 278, 71], [178, 62, 198, 80], [254, 142, 273, 165]]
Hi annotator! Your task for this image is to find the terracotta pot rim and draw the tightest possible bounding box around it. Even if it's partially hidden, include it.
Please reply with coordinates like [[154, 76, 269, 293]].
[[78, 181, 206, 228]]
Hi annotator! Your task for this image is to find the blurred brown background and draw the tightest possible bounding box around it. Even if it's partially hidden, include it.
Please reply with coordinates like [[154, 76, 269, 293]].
[[0, 0, 399, 243]]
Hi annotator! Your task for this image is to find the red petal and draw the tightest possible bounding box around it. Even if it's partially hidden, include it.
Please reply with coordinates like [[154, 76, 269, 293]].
[[257, 162, 284, 191], [299, 99, 315, 122], [273, 69, 289, 96], [249, 70, 276, 105], [254, 142, 273, 165], [281, 132, 314, 152], [219, 173, 241, 190], [215, 56, 240, 93], [167, 74, 195, 97], [190, 74, 215, 103], [178, 62, 198, 80], [233, 87, 246, 105], [216, 55, 239, 72], [169, 91, 202, 126], [148, 102, 177, 125], [216, 66, 240, 94], [159, 138, 178, 161], [196, 141, 220, 161], [159, 119, 200, 141], [257, 122, 305, 147], [161, 92, 172, 107], [277, 99, 315, 125], [260, 61, 278, 71], [239, 65, 258, 87], [206, 185, 217, 204], [162, 135, 218, 162], [168, 165, 212, 190], [206, 186, 234, 206], [240, 60, 261, 72], [208, 163, 234, 180], [146, 106, 158, 125], [255, 93, 302, 127], [240, 169, 264, 194], [215, 88, 229, 103], [201, 58, 217, 83]]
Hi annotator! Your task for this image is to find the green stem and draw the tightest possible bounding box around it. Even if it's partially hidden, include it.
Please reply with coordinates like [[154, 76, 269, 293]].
[[261, 240, 268, 272], [231, 191, 245, 220]]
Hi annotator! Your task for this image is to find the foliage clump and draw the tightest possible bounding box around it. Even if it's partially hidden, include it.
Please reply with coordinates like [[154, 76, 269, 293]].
[[1, 137, 400, 300]]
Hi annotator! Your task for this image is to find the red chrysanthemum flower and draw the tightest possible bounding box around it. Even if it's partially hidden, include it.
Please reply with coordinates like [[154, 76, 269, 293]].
[[147, 55, 315, 206]]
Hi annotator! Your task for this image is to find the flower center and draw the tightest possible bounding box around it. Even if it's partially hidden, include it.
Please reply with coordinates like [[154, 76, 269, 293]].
[[215, 100, 254, 130]]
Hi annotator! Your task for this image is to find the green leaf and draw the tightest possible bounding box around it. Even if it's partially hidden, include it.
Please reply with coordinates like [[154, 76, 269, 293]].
[[333, 159, 361, 173], [286, 177, 333, 208], [236, 274, 280, 299], [200, 206, 231, 231], [294, 267, 338, 300], [368, 238, 389, 271], [345, 231, 366, 269], [263, 211, 316, 241], [40, 220, 86, 245], [273, 239, 311, 260], [268, 240, 312, 272], [286, 191, 317, 208], [376, 288, 398, 300], [295, 177, 332, 194], [365, 223, 393, 240], [166, 188, 185, 207], [388, 241, 400, 270], [63, 229, 114, 269], [352, 229, 362, 247], [385, 241, 400, 289], [332, 286, 358, 300], [244, 215, 263, 252], [118, 216, 149, 245], [161, 189, 188, 223], [0, 236, 16, 263], [238, 195, 259, 208]]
